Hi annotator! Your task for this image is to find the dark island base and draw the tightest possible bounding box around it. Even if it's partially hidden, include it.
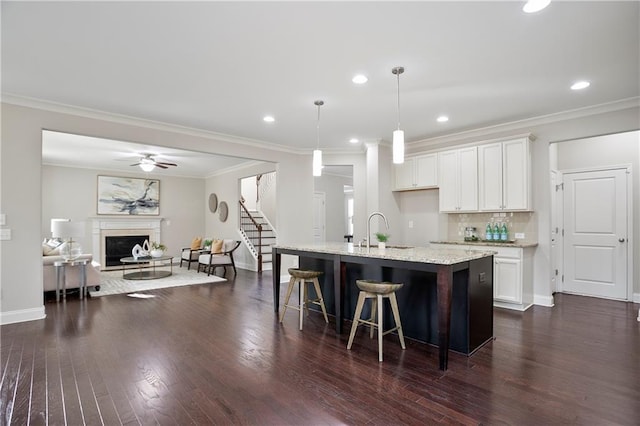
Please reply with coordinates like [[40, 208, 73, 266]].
[[299, 255, 494, 355]]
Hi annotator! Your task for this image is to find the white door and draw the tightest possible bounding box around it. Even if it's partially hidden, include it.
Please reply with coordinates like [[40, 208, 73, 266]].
[[563, 168, 628, 299], [550, 170, 560, 293], [313, 192, 326, 243]]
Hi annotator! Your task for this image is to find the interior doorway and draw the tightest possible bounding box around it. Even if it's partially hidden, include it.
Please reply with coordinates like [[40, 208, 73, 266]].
[[550, 130, 637, 302], [313, 165, 354, 242], [560, 167, 630, 300]]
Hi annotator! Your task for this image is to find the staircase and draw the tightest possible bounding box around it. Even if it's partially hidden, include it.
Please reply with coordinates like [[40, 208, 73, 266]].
[[239, 202, 276, 272]]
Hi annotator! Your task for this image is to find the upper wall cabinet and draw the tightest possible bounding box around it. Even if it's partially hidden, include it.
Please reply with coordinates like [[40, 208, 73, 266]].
[[393, 153, 438, 191], [438, 147, 478, 212], [478, 137, 532, 211]]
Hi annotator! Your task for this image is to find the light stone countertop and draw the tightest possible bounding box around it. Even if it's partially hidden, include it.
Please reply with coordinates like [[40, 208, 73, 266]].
[[430, 240, 539, 248], [273, 242, 496, 265]]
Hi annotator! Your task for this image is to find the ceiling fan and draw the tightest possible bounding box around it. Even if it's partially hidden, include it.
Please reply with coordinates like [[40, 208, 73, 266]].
[[130, 154, 177, 172]]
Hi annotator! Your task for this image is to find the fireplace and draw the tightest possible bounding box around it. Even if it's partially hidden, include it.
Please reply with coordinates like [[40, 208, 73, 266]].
[[104, 234, 150, 267], [91, 218, 162, 270]]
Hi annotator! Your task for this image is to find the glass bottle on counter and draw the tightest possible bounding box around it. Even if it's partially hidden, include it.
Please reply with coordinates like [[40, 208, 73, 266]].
[[500, 222, 508, 241], [493, 223, 501, 241], [485, 223, 493, 241]]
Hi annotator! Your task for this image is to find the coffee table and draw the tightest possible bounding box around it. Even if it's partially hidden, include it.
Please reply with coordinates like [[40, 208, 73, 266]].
[[120, 255, 174, 280]]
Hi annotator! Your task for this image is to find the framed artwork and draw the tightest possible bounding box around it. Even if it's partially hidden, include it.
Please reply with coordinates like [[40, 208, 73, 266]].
[[97, 175, 160, 215]]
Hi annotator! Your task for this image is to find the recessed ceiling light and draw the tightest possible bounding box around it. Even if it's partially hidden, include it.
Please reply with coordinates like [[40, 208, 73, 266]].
[[349, 138, 359, 144], [437, 116, 449, 123], [263, 116, 275, 123], [523, 0, 551, 13], [352, 74, 368, 84], [571, 81, 590, 90]]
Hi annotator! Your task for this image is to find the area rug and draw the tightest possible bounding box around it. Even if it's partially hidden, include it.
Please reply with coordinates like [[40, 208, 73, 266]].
[[89, 268, 226, 297]]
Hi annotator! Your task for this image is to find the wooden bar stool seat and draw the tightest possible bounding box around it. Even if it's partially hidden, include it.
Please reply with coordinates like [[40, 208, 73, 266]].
[[279, 268, 329, 330], [347, 279, 406, 362]]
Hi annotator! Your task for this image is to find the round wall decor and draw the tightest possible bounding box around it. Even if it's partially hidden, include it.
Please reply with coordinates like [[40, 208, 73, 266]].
[[208, 193, 218, 213], [219, 201, 228, 222]]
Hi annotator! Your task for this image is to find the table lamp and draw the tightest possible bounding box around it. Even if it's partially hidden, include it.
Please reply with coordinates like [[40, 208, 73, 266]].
[[51, 219, 85, 261]]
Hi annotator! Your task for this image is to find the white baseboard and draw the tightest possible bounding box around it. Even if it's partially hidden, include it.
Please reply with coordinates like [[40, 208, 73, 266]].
[[633, 292, 640, 304], [236, 260, 273, 272], [534, 294, 555, 307], [1, 306, 46, 325]]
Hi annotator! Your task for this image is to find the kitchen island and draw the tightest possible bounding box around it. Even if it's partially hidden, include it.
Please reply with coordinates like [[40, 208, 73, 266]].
[[272, 243, 495, 370]]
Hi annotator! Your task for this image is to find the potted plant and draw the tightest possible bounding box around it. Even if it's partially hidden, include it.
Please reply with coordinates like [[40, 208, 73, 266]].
[[203, 239, 213, 251], [150, 241, 167, 258], [375, 232, 389, 249]]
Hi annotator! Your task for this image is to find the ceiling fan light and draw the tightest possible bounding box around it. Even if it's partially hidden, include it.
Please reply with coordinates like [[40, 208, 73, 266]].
[[140, 162, 155, 172], [523, 0, 551, 13], [393, 130, 405, 164]]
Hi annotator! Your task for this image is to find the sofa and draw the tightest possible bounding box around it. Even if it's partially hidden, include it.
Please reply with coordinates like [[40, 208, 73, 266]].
[[42, 251, 102, 293]]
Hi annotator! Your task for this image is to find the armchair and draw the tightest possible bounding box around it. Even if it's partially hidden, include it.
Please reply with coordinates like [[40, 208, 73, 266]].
[[198, 240, 241, 276], [180, 237, 204, 270]]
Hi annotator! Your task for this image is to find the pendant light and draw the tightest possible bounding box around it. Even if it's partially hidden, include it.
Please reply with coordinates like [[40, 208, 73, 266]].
[[392, 66, 405, 164], [312, 100, 324, 177]]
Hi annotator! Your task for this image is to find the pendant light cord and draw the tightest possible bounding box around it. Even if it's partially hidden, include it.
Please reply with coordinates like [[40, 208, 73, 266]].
[[317, 103, 321, 149], [396, 71, 401, 130], [314, 100, 324, 149]]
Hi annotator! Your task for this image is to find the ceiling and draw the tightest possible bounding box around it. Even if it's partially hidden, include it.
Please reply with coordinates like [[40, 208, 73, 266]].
[[3, 1, 639, 174]]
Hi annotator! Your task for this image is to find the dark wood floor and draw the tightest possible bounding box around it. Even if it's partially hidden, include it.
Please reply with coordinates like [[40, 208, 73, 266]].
[[1, 269, 639, 425]]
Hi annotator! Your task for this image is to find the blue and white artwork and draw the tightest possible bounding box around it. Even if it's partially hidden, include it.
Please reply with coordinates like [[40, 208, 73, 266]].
[[97, 176, 160, 215]]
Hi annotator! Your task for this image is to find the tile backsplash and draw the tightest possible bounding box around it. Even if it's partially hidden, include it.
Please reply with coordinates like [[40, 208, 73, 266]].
[[447, 212, 537, 243]]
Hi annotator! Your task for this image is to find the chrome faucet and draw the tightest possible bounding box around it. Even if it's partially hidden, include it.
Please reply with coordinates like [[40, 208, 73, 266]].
[[367, 211, 390, 250]]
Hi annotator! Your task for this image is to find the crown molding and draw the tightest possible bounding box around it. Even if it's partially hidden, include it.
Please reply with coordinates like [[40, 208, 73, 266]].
[[206, 160, 270, 178], [1, 93, 307, 155], [408, 97, 640, 151]]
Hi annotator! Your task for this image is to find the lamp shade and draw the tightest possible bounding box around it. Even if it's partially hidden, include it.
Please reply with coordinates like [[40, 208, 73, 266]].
[[51, 220, 85, 239], [393, 130, 405, 164]]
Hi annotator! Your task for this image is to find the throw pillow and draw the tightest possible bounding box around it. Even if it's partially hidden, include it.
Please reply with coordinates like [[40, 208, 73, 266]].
[[43, 238, 63, 256], [190, 237, 202, 250], [211, 239, 224, 254]]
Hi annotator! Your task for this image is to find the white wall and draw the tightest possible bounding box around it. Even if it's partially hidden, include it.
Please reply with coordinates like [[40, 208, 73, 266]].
[[42, 165, 204, 259], [206, 162, 277, 270], [393, 189, 443, 246], [556, 130, 640, 299], [2, 100, 638, 324], [259, 171, 277, 227], [323, 152, 367, 242], [0, 102, 312, 324], [405, 103, 640, 306]]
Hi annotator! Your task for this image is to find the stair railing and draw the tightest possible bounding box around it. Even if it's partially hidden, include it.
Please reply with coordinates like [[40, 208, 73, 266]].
[[239, 200, 263, 272]]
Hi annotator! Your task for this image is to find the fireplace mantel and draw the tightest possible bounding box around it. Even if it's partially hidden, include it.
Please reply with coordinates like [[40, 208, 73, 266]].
[[91, 217, 162, 268]]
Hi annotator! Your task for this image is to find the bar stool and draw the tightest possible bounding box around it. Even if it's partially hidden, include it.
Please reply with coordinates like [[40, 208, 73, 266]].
[[279, 268, 329, 330], [347, 279, 406, 362]]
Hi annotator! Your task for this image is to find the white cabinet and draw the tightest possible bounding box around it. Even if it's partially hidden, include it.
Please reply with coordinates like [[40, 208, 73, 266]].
[[478, 137, 531, 211], [394, 154, 438, 191], [430, 243, 535, 311], [493, 248, 523, 304], [438, 147, 478, 212]]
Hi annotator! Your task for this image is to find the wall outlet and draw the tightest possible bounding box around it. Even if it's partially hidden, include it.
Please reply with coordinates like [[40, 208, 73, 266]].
[[408, 220, 414, 228], [515, 232, 525, 239], [0, 229, 11, 240]]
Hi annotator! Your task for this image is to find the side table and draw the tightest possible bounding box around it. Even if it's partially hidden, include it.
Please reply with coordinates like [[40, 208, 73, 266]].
[[53, 259, 89, 302]]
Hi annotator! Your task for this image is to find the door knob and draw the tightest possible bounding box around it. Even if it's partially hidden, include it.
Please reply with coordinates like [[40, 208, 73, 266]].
[[619, 238, 625, 243]]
